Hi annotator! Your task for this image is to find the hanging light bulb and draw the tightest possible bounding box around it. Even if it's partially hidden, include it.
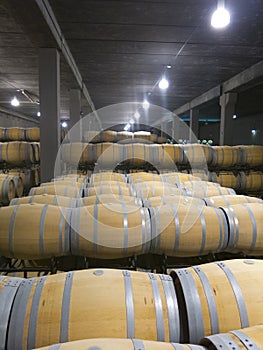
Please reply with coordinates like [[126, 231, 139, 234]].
[[134, 111, 140, 119], [37, 111, 41, 117], [142, 99, 150, 109], [158, 77, 169, 90], [211, 0, 230, 29], [10, 96, 20, 107], [61, 121, 68, 128]]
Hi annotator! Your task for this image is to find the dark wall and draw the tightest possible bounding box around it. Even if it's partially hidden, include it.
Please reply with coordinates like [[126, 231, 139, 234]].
[[199, 123, 220, 145], [0, 111, 38, 128]]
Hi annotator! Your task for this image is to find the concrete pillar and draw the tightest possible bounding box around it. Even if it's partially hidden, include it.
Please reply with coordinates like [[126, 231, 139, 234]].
[[189, 108, 199, 143], [219, 92, 237, 145], [70, 89, 81, 128], [39, 48, 60, 182]]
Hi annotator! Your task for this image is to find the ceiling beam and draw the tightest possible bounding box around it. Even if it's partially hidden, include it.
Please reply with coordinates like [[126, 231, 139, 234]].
[[0, 106, 39, 124]]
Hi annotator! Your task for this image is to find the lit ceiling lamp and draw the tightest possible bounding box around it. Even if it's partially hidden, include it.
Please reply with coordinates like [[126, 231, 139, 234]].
[[158, 76, 169, 90], [211, 0, 230, 29], [37, 111, 41, 117], [124, 123, 131, 131], [10, 96, 20, 107], [142, 99, 150, 109], [233, 114, 237, 119], [134, 111, 140, 119], [61, 121, 68, 128]]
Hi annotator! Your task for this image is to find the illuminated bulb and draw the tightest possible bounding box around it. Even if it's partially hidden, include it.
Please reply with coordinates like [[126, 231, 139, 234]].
[[251, 129, 256, 135], [142, 99, 150, 109], [11, 96, 20, 107], [134, 111, 140, 119], [130, 119, 135, 124], [37, 111, 41, 117], [158, 77, 169, 90], [62, 121, 68, 128], [233, 114, 237, 119], [211, 2, 230, 29], [166, 65, 172, 69]]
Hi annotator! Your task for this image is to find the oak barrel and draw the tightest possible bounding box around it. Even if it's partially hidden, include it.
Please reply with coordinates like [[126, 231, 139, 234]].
[[29, 185, 81, 198], [25, 127, 40, 141], [0, 177, 15, 204], [204, 195, 263, 208], [10, 194, 77, 208]]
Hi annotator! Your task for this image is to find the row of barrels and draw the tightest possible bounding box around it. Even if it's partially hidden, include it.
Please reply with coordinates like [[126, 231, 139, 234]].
[[61, 143, 263, 168], [0, 142, 40, 166], [0, 127, 39, 142], [0, 259, 263, 349]]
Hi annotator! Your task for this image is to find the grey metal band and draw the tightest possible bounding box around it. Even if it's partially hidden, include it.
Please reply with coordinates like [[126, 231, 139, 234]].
[[224, 195, 231, 207], [123, 204, 129, 255], [216, 262, 249, 328], [7, 278, 35, 350], [192, 266, 219, 334], [64, 208, 72, 254], [175, 269, 204, 343], [150, 208, 157, 251], [171, 204, 180, 254], [28, 276, 47, 349], [159, 274, 180, 342], [71, 208, 80, 254], [230, 330, 260, 350], [144, 208, 152, 253], [203, 334, 240, 350], [221, 208, 229, 251], [221, 207, 235, 250], [63, 186, 68, 196], [148, 273, 165, 341], [189, 346, 209, 350], [132, 339, 145, 350], [39, 205, 49, 256], [171, 344, 186, 350], [93, 204, 99, 256], [8, 205, 20, 256], [123, 270, 135, 338], [140, 208, 146, 253], [60, 271, 74, 343], [213, 207, 223, 252], [242, 204, 257, 252], [229, 207, 239, 248], [0, 278, 23, 350], [199, 209, 206, 255], [59, 208, 66, 254], [155, 206, 161, 251]]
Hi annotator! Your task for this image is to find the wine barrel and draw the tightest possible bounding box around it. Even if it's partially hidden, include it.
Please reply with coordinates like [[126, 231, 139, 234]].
[[35, 338, 206, 350], [54, 175, 88, 184], [61, 143, 94, 165], [150, 133, 158, 143], [0, 174, 23, 198], [182, 144, 214, 166], [143, 195, 205, 208], [1, 142, 34, 166], [6, 127, 25, 141], [170, 259, 263, 343], [201, 325, 263, 350], [71, 204, 151, 258], [25, 127, 40, 142], [8, 169, 35, 193], [41, 181, 84, 192], [87, 180, 128, 189], [240, 171, 263, 192], [239, 145, 263, 167], [7, 269, 180, 349], [157, 136, 167, 144], [160, 173, 199, 185], [185, 185, 236, 199], [179, 181, 220, 190], [0, 276, 25, 350], [160, 145, 184, 168], [90, 172, 126, 184], [78, 194, 142, 207], [0, 204, 71, 259], [0, 127, 6, 141], [134, 131, 151, 142], [204, 195, 263, 208], [100, 130, 117, 143], [85, 184, 132, 197], [132, 181, 182, 198], [83, 130, 101, 143], [221, 203, 263, 255], [29, 185, 81, 198], [211, 171, 241, 191], [94, 143, 124, 167], [128, 172, 161, 184], [10, 194, 77, 208], [124, 143, 149, 167], [31, 142, 40, 163], [117, 131, 133, 142], [149, 204, 227, 257], [0, 177, 15, 204], [211, 146, 239, 168]]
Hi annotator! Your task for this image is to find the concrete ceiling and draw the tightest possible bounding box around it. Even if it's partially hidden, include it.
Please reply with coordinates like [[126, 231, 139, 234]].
[[1, 0, 263, 124]]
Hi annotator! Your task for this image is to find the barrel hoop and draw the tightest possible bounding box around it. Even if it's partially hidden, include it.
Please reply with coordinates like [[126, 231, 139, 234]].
[[64, 208, 72, 254], [171, 344, 185, 350], [203, 334, 240, 350], [221, 208, 229, 251], [199, 209, 206, 255], [8, 205, 20, 256], [93, 204, 99, 256], [71, 207, 80, 254], [7, 278, 35, 350], [175, 269, 204, 343], [215, 262, 249, 328], [123, 270, 135, 338], [155, 206, 161, 251], [159, 274, 180, 342], [212, 207, 223, 252], [148, 273, 165, 341], [192, 266, 219, 335], [0, 278, 23, 350], [149, 208, 157, 251], [140, 208, 147, 253], [171, 204, 180, 254], [189, 346, 209, 350], [132, 339, 145, 350], [230, 330, 260, 350], [242, 204, 257, 253], [28, 276, 47, 349], [39, 205, 49, 256], [229, 207, 239, 248], [60, 271, 74, 343], [3, 178, 9, 202], [145, 208, 152, 253]]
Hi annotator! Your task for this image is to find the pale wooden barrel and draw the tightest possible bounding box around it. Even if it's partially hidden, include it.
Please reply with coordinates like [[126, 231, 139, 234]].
[[149, 204, 227, 257], [117, 131, 133, 142], [211, 146, 239, 168], [134, 131, 151, 142], [160, 145, 184, 168], [31, 142, 40, 163], [150, 133, 158, 143], [83, 130, 101, 143], [128, 172, 161, 183], [10, 194, 77, 208], [124, 143, 149, 166], [1, 142, 34, 166], [87, 180, 128, 189], [204, 195, 263, 208], [201, 325, 263, 350], [25, 127, 40, 141], [78, 194, 142, 207], [239, 145, 263, 167], [170, 259, 263, 343], [35, 338, 206, 350], [95, 143, 124, 167], [144, 195, 205, 208], [0, 174, 23, 198], [0, 204, 71, 259], [6, 127, 25, 141], [160, 173, 200, 185], [157, 136, 167, 144], [71, 204, 151, 258], [0, 177, 15, 204], [0, 127, 7, 141], [7, 269, 180, 349], [132, 181, 182, 198], [100, 130, 117, 143], [90, 172, 126, 184], [0, 276, 25, 350], [8, 169, 35, 193], [221, 203, 263, 255], [41, 181, 84, 192], [85, 184, 132, 197], [29, 185, 81, 198], [211, 171, 241, 191], [240, 171, 263, 192], [185, 185, 236, 199], [182, 144, 214, 165], [61, 143, 94, 165], [54, 175, 88, 184]]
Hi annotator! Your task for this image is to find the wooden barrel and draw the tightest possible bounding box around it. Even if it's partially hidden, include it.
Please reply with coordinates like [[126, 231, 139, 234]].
[[85, 184, 132, 197], [150, 133, 158, 143], [83, 130, 101, 143], [117, 131, 133, 142], [8, 169, 35, 193], [128, 172, 161, 183], [90, 172, 126, 184], [144, 195, 205, 208], [10, 194, 77, 208], [71, 204, 151, 258], [240, 171, 263, 192], [100, 130, 117, 143], [133, 131, 151, 142], [35, 338, 206, 350], [132, 181, 181, 198], [185, 185, 236, 199], [41, 181, 84, 192], [179, 181, 220, 190], [157, 136, 167, 144], [149, 204, 227, 257], [182, 144, 214, 166], [124, 143, 149, 166], [211, 146, 239, 168], [170, 259, 263, 343], [221, 203, 263, 255], [78, 194, 142, 207], [0, 204, 71, 259], [1, 142, 34, 166], [160, 173, 199, 185], [0, 128, 7, 141], [87, 180, 128, 189], [29, 185, 81, 198], [238, 145, 263, 167], [0, 276, 25, 350], [6, 127, 25, 141], [61, 143, 94, 165], [25, 128, 40, 141], [201, 325, 263, 350], [7, 269, 180, 349], [211, 171, 241, 191], [0, 177, 15, 204], [160, 145, 183, 168], [204, 195, 263, 208], [54, 175, 88, 184], [31, 142, 40, 163], [94, 143, 124, 167], [191, 170, 209, 181], [0, 174, 23, 198]]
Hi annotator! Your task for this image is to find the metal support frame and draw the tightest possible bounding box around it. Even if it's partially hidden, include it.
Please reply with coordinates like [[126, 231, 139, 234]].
[[189, 108, 199, 143], [219, 92, 237, 145]]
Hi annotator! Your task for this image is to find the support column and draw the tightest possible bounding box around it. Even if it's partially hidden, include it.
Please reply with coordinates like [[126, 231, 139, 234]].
[[189, 108, 199, 143], [39, 48, 60, 182], [70, 89, 81, 128], [219, 92, 237, 145]]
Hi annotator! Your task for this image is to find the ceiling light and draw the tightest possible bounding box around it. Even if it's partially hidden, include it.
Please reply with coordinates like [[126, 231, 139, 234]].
[[37, 111, 41, 117], [134, 111, 140, 119], [211, 0, 230, 29], [130, 119, 135, 124], [11, 96, 20, 107], [158, 77, 169, 90], [166, 65, 172, 69], [251, 129, 257, 135], [62, 121, 68, 128], [142, 99, 150, 109], [233, 114, 237, 119], [124, 123, 131, 131]]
